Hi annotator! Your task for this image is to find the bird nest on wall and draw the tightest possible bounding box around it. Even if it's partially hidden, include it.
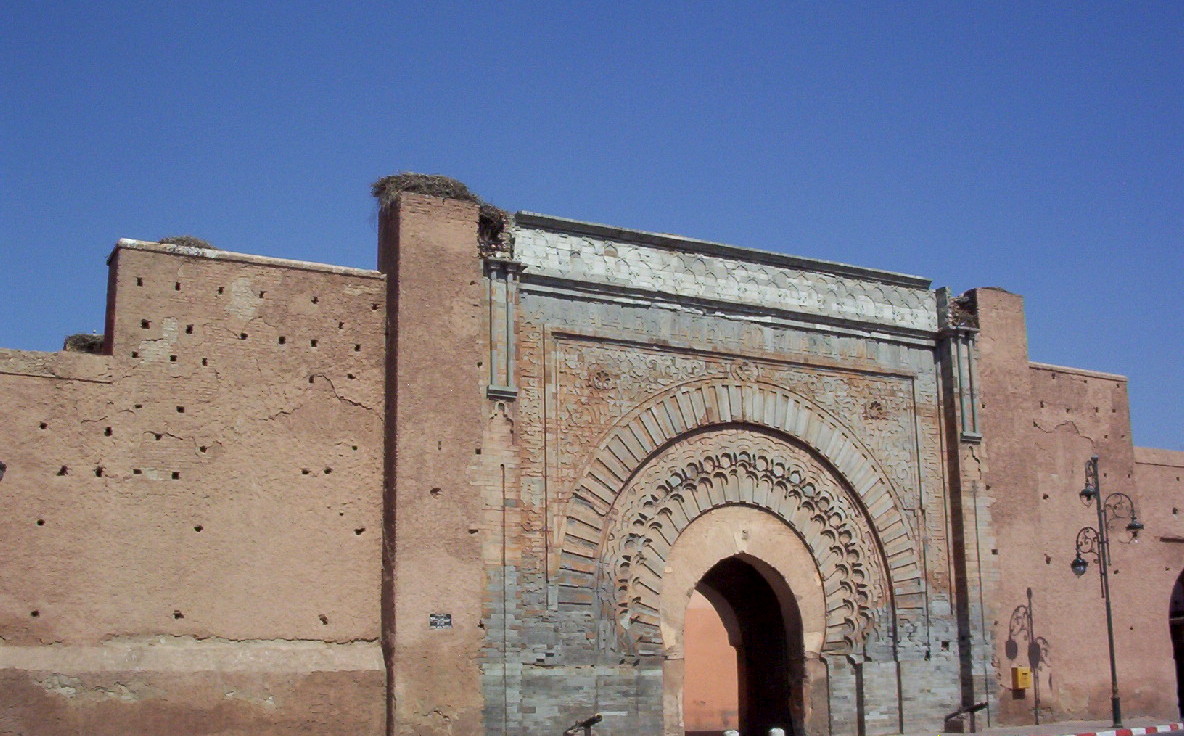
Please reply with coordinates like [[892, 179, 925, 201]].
[[159, 235, 219, 251], [371, 172, 480, 208], [62, 333, 104, 354], [371, 172, 511, 257]]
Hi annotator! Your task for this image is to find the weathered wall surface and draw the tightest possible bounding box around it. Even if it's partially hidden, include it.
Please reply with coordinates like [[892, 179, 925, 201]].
[[378, 193, 489, 736], [470, 213, 970, 736], [0, 243, 387, 735], [975, 288, 1183, 725], [1132, 446, 1184, 716], [3, 192, 1178, 736]]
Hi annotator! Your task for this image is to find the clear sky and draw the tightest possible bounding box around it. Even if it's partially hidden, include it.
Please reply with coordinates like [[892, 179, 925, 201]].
[[2, 2, 1181, 450]]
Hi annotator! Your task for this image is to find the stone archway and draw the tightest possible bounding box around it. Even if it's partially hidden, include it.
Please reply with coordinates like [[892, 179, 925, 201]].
[[595, 428, 892, 659], [659, 505, 827, 736], [556, 378, 923, 628], [553, 378, 922, 735], [1170, 569, 1184, 717], [574, 423, 900, 735]]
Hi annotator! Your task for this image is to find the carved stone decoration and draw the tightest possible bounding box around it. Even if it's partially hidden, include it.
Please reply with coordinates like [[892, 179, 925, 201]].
[[593, 429, 892, 658], [864, 399, 887, 421], [554, 376, 925, 658], [587, 364, 616, 391], [546, 338, 929, 509], [514, 225, 939, 332], [729, 359, 759, 383]]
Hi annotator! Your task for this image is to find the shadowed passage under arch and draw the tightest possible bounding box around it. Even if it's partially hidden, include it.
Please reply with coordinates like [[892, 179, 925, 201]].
[[685, 556, 804, 736], [1170, 569, 1184, 717]]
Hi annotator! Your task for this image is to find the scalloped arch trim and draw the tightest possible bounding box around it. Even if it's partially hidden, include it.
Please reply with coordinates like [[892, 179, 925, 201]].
[[556, 378, 923, 616]]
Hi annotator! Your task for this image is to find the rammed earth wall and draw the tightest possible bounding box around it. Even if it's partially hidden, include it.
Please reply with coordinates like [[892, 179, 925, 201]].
[[0, 243, 387, 736], [1, 190, 1180, 736]]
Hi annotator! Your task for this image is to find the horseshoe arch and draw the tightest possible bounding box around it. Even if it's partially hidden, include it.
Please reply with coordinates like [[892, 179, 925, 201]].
[[554, 377, 924, 657]]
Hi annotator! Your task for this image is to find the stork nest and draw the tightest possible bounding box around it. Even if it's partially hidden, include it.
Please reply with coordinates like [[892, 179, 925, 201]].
[[371, 173, 480, 208], [159, 235, 218, 250], [372, 172, 511, 254], [63, 333, 104, 354], [949, 292, 979, 329]]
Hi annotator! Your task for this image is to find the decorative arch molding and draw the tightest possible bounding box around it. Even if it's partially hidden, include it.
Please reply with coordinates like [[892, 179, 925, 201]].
[[658, 505, 831, 736], [597, 429, 892, 656], [555, 377, 924, 650]]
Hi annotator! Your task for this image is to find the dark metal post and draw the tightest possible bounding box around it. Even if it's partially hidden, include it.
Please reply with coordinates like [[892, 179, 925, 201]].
[[1085, 456, 1123, 729], [1072, 457, 1142, 728]]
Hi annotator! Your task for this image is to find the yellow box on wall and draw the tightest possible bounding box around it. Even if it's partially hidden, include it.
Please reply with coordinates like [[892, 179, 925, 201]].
[[1011, 665, 1032, 690]]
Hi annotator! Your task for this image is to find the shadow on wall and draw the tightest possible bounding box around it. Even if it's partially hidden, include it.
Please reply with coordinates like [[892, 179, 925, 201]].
[[1005, 587, 1052, 724]]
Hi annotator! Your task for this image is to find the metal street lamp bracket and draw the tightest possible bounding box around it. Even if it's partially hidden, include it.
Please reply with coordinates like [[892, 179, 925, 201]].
[[1068, 455, 1144, 729]]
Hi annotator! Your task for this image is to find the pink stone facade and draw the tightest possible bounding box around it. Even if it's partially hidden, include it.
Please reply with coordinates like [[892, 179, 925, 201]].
[[0, 191, 1178, 735]]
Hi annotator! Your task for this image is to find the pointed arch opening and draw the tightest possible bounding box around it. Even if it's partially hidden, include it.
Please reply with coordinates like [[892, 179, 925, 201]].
[[596, 427, 892, 660], [1170, 568, 1184, 717], [660, 505, 830, 736], [684, 555, 805, 735], [557, 378, 922, 633]]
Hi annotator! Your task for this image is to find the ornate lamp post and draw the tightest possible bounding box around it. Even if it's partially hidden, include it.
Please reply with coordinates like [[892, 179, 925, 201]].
[[1069, 455, 1143, 729]]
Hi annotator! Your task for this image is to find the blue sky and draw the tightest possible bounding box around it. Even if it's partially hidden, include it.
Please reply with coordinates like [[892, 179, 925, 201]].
[[2, 2, 1180, 450]]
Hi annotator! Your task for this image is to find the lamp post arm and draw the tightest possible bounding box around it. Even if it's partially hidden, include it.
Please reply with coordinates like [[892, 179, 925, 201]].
[[1086, 455, 1122, 728]]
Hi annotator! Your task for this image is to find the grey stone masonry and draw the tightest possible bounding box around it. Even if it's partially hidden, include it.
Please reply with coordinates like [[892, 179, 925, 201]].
[[514, 213, 938, 335]]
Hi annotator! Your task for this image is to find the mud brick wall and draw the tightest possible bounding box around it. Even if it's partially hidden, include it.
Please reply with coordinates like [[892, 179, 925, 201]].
[[3, 195, 1179, 736], [0, 242, 387, 736], [975, 287, 1183, 725]]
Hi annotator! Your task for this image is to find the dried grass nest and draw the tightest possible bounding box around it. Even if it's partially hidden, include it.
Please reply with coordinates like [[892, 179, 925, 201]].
[[63, 333, 103, 354], [949, 293, 979, 328], [371, 173, 509, 246], [159, 235, 218, 250], [371, 173, 479, 208]]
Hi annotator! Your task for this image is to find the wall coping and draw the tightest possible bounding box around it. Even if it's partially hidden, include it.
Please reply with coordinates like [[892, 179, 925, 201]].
[[1134, 446, 1184, 467], [110, 240, 385, 280], [515, 212, 932, 289], [1028, 361, 1128, 383], [0, 346, 112, 382]]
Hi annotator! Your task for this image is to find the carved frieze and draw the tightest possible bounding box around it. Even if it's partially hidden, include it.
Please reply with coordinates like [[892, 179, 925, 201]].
[[552, 375, 926, 656], [595, 429, 892, 658], [549, 340, 923, 508], [512, 290, 950, 624], [514, 226, 939, 333]]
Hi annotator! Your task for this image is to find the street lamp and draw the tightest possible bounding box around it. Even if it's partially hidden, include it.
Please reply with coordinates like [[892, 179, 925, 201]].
[[1068, 455, 1142, 728]]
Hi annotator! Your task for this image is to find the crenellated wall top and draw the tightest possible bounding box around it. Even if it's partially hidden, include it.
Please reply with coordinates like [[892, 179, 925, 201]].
[[513, 213, 939, 335]]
